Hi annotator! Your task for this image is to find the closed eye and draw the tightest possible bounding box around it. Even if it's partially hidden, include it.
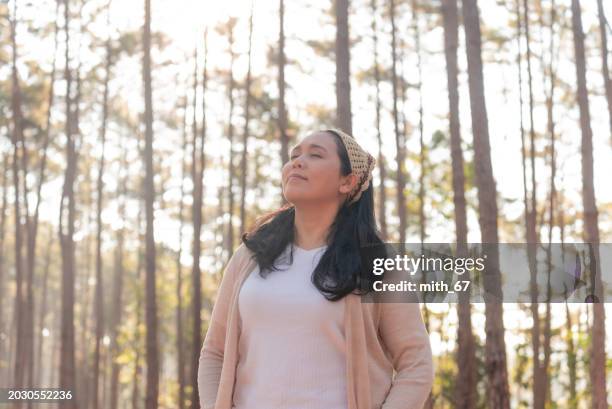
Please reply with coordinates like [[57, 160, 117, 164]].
[[290, 152, 323, 159]]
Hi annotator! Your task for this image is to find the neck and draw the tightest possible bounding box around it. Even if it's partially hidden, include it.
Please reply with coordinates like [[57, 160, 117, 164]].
[[293, 201, 339, 250]]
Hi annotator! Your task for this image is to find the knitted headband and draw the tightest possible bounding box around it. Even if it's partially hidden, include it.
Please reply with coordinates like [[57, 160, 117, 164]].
[[323, 128, 376, 205]]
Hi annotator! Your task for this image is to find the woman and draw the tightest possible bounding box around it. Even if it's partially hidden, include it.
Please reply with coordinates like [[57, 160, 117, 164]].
[[198, 129, 434, 409]]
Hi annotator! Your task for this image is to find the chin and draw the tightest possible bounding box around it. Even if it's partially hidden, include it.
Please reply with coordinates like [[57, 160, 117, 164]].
[[286, 196, 327, 207], [283, 190, 309, 204], [283, 194, 302, 204], [283, 187, 300, 202]]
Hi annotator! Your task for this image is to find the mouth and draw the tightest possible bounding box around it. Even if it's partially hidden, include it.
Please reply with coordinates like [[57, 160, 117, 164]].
[[288, 175, 308, 182]]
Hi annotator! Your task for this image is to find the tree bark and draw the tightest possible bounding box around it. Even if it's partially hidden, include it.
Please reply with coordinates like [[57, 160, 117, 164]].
[[143, 0, 159, 407], [442, 1, 477, 408], [565, 304, 578, 409], [58, 0, 78, 405], [413, 0, 426, 245], [132, 199, 144, 409], [35, 234, 52, 387], [93, 12, 112, 408], [30, 0, 60, 388], [70, 5, 88, 405], [109, 133, 128, 409], [0, 153, 8, 381], [570, 1, 608, 408], [9, 0, 27, 394], [190, 28, 207, 409], [461, 1, 510, 408], [239, 6, 254, 236], [412, 2, 432, 407], [389, 0, 407, 246], [369, 0, 387, 240], [515, 0, 544, 406], [76, 184, 92, 409], [215, 185, 226, 286], [541, 1, 557, 405], [176, 91, 188, 409], [226, 19, 237, 261], [334, 0, 352, 134], [78, 182, 93, 409], [596, 0, 612, 144], [278, 0, 290, 204]]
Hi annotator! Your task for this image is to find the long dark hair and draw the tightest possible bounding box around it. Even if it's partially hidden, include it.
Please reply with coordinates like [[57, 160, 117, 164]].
[[241, 130, 385, 301]]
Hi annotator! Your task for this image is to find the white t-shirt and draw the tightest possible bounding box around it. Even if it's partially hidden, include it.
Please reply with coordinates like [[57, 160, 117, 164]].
[[232, 243, 347, 409]]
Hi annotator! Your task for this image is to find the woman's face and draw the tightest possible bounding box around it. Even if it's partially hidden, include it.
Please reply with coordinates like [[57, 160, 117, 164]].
[[281, 131, 357, 206]]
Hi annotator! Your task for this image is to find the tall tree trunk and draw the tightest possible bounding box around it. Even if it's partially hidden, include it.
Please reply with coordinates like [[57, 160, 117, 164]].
[[58, 0, 78, 405], [389, 0, 407, 246], [565, 304, 578, 409], [541, 1, 557, 405], [78, 184, 93, 409], [334, 0, 352, 134], [557, 184, 574, 408], [240, 5, 254, 236], [74, 17, 90, 404], [226, 19, 237, 260], [190, 27, 208, 409], [17, 27, 35, 397], [76, 184, 92, 408], [370, 0, 387, 240], [22, 43, 35, 406], [31, 0, 60, 387], [442, 1, 477, 408], [93, 13, 112, 408], [9, 0, 27, 394], [398, 36, 409, 162], [143, 0, 159, 407], [0, 153, 8, 380], [132, 200, 144, 409], [412, 3, 433, 407], [215, 185, 226, 286], [570, 1, 608, 408], [35, 234, 52, 387], [253, 147, 263, 209], [460, 1, 510, 408], [109, 133, 128, 409], [101, 350, 110, 409], [194, 29, 210, 403], [515, 1, 544, 406], [49, 309, 60, 388], [176, 91, 188, 409], [278, 0, 289, 203], [413, 0, 426, 245], [596, 0, 612, 144], [68, 4, 88, 404]]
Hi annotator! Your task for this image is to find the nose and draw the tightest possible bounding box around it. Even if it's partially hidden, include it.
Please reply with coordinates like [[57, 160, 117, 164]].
[[283, 156, 303, 184], [291, 155, 304, 168]]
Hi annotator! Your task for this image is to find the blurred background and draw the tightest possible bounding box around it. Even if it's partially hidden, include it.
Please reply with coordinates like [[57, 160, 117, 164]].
[[0, 0, 611, 408]]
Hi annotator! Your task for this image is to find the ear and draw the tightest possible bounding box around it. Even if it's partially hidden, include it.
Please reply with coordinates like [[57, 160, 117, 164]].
[[338, 173, 359, 195]]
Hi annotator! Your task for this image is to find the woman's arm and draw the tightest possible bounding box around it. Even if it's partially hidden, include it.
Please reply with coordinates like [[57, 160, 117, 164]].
[[379, 300, 435, 409], [198, 246, 243, 409]]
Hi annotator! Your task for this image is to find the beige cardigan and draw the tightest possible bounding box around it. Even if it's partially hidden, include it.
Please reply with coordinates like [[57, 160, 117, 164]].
[[198, 243, 434, 409]]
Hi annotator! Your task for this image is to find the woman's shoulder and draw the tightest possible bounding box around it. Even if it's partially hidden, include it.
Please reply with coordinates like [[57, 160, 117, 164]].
[[233, 242, 256, 261], [223, 243, 257, 278]]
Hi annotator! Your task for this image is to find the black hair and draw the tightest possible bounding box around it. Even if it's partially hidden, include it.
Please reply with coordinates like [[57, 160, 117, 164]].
[[241, 129, 386, 301]]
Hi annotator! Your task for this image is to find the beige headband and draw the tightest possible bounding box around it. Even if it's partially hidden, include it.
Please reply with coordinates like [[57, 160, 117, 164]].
[[324, 128, 376, 205]]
